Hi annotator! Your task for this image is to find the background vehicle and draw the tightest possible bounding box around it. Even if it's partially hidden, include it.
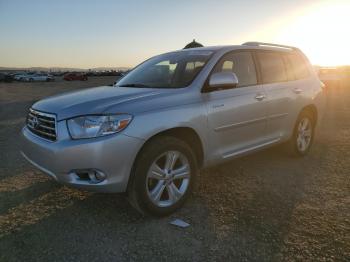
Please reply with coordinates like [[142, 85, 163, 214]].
[[23, 73, 55, 82], [63, 72, 88, 81], [0, 73, 14, 82], [21, 42, 325, 216], [14, 72, 33, 81]]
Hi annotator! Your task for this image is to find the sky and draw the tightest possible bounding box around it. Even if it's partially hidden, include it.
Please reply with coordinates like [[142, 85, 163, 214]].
[[0, 0, 349, 68]]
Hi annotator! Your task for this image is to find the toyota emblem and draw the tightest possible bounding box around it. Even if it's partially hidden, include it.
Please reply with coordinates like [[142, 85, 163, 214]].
[[32, 116, 39, 128]]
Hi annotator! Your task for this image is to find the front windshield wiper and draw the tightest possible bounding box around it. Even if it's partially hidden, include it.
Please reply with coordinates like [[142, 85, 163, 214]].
[[118, 83, 152, 88]]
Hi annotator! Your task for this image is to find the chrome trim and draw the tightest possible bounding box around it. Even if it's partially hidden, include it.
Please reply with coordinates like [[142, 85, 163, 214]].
[[223, 138, 280, 159], [268, 113, 289, 120], [26, 108, 57, 141], [29, 128, 56, 138], [214, 117, 267, 132], [255, 94, 266, 101], [29, 108, 56, 118]]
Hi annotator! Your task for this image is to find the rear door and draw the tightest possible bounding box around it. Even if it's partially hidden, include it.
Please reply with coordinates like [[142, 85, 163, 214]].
[[283, 52, 314, 133], [205, 51, 268, 159], [256, 51, 294, 141]]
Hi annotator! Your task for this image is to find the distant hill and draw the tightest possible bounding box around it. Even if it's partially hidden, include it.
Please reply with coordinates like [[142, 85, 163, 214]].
[[0, 66, 131, 72]]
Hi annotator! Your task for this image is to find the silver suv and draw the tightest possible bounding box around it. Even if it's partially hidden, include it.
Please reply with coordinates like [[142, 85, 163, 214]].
[[21, 42, 325, 216]]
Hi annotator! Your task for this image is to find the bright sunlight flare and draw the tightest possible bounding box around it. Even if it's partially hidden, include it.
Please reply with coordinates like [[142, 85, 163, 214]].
[[276, 1, 350, 66]]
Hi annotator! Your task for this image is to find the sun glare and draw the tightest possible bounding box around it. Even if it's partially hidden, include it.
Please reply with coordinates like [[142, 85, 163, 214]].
[[276, 1, 350, 66]]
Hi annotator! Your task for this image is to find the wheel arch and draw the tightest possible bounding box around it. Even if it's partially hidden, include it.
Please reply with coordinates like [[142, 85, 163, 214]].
[[127, 126, 204, 192], [140, 127, 204, 168], [300, 104, 318, 126]]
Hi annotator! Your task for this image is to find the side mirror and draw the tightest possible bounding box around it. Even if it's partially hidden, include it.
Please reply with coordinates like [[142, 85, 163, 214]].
[[203, 72, 238, 92]]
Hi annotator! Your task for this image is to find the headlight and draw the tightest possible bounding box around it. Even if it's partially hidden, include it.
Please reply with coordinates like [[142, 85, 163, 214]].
[[67, 114, 132, 139]]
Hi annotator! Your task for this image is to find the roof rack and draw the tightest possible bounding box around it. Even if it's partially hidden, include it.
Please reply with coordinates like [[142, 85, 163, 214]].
[[242, 42, 298, 50]]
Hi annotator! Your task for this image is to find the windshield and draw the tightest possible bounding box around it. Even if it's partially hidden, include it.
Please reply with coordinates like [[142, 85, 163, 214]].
[[117, 50, 213, 88]]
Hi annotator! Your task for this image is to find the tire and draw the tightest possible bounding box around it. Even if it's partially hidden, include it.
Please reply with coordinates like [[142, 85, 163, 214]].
[[286, 110, 315, 157], [128, 136, 198, 216], [29, 78, 33, 82]]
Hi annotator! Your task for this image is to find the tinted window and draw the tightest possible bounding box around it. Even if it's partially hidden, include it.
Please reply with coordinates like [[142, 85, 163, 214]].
[[282, 54, 295, 81], [287, 53, 310, 79], [258, 52, 287, 83], [213, 52, 257, 87]]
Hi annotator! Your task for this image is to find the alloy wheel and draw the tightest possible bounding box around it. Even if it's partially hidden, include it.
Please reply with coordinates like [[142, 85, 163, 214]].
[[146, 150, 191, 207], [296, 117, 312, 152]]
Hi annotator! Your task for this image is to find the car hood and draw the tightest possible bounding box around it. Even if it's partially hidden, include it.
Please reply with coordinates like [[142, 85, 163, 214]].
[[32, 86, 171, 121]]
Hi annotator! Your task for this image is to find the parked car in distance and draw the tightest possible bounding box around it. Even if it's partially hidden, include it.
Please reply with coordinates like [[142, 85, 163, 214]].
[[23, 73, 55, 82], [14, 72, 34, 81], [63, 73, 88, 81], [21, 42, 325, 216], [0, 73, 14, 82]]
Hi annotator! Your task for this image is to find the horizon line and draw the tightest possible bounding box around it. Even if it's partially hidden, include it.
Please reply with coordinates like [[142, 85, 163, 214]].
[[1, 64, 350, 70]]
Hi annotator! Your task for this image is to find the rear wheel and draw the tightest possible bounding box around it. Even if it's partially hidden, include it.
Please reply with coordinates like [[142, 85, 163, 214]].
[[287, 110, 315, 156], [128, 136, 197, 216]]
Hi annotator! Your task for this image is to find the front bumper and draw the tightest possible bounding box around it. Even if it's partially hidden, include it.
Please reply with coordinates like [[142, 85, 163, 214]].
[[20, 123, 144, 193]]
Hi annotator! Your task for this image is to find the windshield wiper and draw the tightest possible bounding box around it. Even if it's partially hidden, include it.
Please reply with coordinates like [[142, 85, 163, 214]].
[[118, 83, 151, 88]]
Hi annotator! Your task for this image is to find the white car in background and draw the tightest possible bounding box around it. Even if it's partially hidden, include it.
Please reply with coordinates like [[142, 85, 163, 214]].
[[23, 73, 55, 82], [14, 72, 34, 81]]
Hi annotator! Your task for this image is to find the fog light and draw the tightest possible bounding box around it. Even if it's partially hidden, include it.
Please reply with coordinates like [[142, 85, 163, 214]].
[[73, 169, 107, 183], [94, 170, 107, 181]]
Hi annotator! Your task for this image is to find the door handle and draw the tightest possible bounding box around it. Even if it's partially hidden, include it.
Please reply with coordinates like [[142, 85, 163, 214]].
[[293, 88, 302, 94], [212, 104, 224, 108], [255, 94, 266, 101]]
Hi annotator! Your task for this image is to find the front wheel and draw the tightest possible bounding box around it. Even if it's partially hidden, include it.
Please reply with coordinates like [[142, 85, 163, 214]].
[[128, 136, 197, 216], [287, 111, 315, 156]]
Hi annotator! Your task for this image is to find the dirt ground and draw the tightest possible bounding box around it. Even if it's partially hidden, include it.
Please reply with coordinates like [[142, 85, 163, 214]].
[[0, 77, 349, 261]]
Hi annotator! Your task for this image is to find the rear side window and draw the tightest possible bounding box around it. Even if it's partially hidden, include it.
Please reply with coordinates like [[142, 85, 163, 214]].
[[287, 53, 310, 79], [213, 52, 257, 87], [257, 52, 287, 83], [282, 54, 295, 81]]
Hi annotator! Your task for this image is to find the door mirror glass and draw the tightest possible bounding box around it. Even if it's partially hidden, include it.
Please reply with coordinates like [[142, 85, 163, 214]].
[[206, 71, 238, 91]]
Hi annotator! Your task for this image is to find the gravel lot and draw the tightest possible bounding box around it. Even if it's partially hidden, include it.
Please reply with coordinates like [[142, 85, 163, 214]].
[[0, 77, 349, 261]]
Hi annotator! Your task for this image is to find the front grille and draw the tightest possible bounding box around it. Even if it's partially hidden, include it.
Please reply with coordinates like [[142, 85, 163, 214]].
[[26, 108, 57, 141]]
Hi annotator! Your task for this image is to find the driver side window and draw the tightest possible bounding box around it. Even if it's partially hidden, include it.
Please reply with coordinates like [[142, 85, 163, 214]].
[[213, 52, 257, 87]]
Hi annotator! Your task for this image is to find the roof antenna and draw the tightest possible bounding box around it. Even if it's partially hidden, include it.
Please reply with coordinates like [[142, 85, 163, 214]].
[[183, 39, 204, 49]]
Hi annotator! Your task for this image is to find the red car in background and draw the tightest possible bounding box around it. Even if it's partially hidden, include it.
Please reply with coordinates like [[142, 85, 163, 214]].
[[63, 73, 88, 81]]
